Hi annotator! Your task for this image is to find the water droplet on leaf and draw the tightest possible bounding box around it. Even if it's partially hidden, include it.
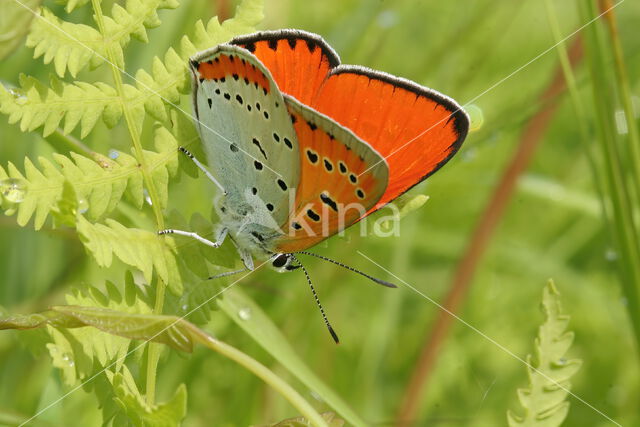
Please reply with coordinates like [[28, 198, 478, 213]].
[[143, 188, 153, 206], [0, 178, 27, 203], [77, 198, 88, 214], [466, 104, 484, 132], [238, 307, 252, 320], [108, 149, 120, 160]]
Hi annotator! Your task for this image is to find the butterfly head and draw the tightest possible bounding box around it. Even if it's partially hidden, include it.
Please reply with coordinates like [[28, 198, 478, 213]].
[[270, 253, 299, 272]]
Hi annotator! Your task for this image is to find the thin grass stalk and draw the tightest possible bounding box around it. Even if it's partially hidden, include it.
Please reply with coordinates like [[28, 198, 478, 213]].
[[599, 0, 640, 197], [579, 0, 640, 350]]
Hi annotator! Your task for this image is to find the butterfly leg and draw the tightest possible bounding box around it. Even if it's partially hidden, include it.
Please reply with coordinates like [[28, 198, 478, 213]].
[[158, 227, 228, 248], [178, 146, 226, 194]]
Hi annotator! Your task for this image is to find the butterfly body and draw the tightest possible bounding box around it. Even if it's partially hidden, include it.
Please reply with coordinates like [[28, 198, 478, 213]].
[[186, 29, 469, 271]]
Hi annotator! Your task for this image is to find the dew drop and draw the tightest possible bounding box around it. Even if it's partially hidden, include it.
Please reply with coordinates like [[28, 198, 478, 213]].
[[466, 104, 484, 132], [108, 149, 120, 160], [182, 304, 189, 311], [77, 198, 89, 214], [309, 390, 323, 402], [61, 353, 75, 367], [8, 88, 27, 104], [143, 188, 153, 206], [0, 178, 27, 203], [605, 248, 618, 262], [238, 307, 252, 320], [377, 10, 398, 28]]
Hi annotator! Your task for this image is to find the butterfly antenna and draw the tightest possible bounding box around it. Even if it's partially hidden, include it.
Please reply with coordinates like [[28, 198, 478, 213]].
[[296, 251, 397, 288], [290, 254, 339, 344], [207, 268, 246, 280]]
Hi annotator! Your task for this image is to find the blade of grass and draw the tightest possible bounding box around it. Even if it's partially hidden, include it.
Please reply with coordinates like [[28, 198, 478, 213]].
[[395, 38, 584, 425], [579, 0, 640, 349], [218, 286, 368, 427]]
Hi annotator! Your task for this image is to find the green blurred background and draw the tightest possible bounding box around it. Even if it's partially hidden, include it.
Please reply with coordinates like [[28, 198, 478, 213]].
[[1, 0, 639, 425]]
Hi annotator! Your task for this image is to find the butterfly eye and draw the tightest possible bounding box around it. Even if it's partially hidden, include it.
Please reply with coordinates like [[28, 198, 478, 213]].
[[272, 254, 288, 268]]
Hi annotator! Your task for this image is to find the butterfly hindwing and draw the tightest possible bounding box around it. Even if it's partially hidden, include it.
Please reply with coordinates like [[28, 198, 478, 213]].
[[274, 96, 389, 253], [190, 45, 300, 226]]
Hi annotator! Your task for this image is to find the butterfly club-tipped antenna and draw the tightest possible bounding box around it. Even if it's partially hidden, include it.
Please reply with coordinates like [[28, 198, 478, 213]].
[[295, 251, 397, 288], [289, 254, 340, 344]]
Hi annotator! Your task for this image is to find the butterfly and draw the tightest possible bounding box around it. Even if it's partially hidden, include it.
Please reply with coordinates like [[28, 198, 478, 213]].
[[160, 29, 469, 342]]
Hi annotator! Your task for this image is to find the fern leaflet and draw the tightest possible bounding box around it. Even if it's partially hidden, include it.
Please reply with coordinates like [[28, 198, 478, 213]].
[[507, 280, 582, 426], [27, 0, 179, 78]]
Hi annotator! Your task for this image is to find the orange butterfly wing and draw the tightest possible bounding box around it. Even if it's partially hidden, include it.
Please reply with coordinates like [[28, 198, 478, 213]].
[[232, 30, 469, 215], [274, 96, 388, 253]]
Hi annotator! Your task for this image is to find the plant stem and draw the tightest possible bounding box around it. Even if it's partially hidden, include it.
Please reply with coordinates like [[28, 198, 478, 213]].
[[90, 0, 167, 405], [188, 326, 329, 427], [580, 0, 640, 349], [599, 0, 640, 196]]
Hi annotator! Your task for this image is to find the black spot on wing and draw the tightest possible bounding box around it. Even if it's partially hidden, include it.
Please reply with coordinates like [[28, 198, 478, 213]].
[[252, 138, 267, 159], [320, 193, 338, 212], [307, 208, 320, 222], [306, 150, 318, 164]]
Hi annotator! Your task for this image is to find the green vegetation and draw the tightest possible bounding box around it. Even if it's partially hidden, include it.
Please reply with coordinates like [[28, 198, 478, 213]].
[[0, 0, 638, 425]]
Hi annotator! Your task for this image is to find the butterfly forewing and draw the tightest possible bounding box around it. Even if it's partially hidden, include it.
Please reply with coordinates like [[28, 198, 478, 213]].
[[274, 96, 389, 253], [231, 30, 338, 107], [190, 45, 300, 226]]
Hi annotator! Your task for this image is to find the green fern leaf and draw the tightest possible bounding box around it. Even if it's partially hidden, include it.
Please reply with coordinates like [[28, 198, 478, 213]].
[[111, 369, 187, 427], [1, 157, 64, 229], [27, 7, 104, 77], [77, 216, 183, 294], [507, 280, 582, 426], [0, 75, 120, 137], [133, 0, 263, 122], [27, 0, 178, 78], [45, 279, 152, 386], [58, 0, 91, 13], [0, 0, 42, 60], [1, 125, 178, 227]]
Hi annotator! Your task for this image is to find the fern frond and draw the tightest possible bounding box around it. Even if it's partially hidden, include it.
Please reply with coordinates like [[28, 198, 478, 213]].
[[507, 280, 582, 426], [77, 216, 182, 294], [58, 0, 92, 13], [27, 0, 178, 78], [0, 75, 120, 137], [1, 157, 65, 229], [110, 369, 187, 426], [133, 0, 264, 122], [46, 279, 152, 386], [0, 127, 178, 228], [27, 7, 104, 77]]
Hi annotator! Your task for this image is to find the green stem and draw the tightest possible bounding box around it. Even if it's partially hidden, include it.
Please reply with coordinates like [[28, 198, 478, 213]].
[[90, 0, 167, 405], [601, 0, 640, 197], [188, 326, 329, 427], [44, 128, 95, 157], [579, 0, 640, 350]]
